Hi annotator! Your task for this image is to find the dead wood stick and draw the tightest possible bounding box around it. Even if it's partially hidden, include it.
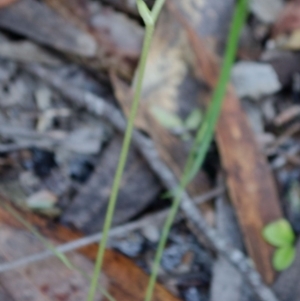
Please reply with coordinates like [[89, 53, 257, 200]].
[[25, 64, 279, 301]]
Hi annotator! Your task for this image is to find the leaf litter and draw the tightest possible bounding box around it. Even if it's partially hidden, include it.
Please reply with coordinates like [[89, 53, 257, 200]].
[[1, 0, 300, 301]]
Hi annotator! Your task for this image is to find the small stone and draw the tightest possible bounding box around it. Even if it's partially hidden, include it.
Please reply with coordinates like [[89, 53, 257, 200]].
[[63, 127, 103, 155], [232, 61, 282, 100], [35, 86, 52, 111], [141, 224, 160, 243], [250, 0, 284, 24], [26, 190, 57, 210]]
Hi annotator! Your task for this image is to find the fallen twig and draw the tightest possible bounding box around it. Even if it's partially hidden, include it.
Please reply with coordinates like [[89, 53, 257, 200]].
[[25, 65, 279, 301], [0, 186, 223, 273]]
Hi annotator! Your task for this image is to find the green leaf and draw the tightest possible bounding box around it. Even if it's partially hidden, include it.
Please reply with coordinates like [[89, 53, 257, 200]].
[[136, 0, 153, 25], [263, 219, 295, 247], [273, 246, 296, 271], [185, 109, 202, 130], [151, 106, 184, 130]]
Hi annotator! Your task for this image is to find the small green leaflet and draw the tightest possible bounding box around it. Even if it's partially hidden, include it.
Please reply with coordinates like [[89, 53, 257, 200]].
[[185, 109, 202, 130], [273, 245, 296, 271], [263, 218, 295, 247], [263, 218, 296, 271], [150, 106, 184, 130]]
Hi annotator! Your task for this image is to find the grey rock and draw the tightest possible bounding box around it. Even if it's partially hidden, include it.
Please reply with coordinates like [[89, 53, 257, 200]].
[[232, 61, 282, 100], [63, 127, 104, 155]]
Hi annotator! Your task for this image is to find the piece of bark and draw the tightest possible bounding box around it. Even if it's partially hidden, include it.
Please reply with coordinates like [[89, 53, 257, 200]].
[[62, 134, 162, 233], [273, 239, 300, 301], [214, 90, 282, 284], [0, 201, 180, 301], [0, 0, 96, 57], [168, 0, 283, 284]]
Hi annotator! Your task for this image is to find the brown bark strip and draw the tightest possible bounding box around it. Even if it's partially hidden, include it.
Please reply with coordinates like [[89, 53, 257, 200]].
[[169, 2, 283, 284], [216, 89, 282, 284], [0, 200, 180, 301]]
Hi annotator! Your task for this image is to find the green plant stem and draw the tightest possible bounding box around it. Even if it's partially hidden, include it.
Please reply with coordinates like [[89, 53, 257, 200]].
[[144, 1, 248, 301], [186, 0, 248, 184], [151, 0, 167, 22], [87, 6, 160, 301]]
